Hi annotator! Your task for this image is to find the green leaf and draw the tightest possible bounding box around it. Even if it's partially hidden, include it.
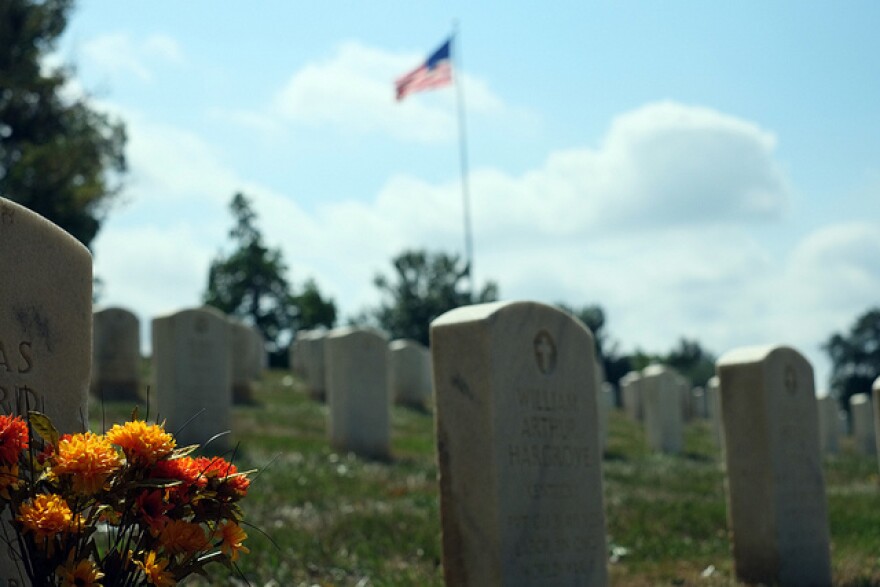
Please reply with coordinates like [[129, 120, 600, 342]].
[[28, 411, 59, 446]]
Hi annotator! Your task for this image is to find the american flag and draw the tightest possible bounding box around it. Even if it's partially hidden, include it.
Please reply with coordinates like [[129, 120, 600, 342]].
[[395, 38, 453, 101]]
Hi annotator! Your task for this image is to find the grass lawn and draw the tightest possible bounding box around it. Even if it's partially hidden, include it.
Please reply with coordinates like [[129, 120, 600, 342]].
[[91, 370, 880, 586]]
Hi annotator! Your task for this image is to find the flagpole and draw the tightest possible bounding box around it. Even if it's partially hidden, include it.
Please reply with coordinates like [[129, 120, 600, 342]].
[[451, 22, 475, 299]]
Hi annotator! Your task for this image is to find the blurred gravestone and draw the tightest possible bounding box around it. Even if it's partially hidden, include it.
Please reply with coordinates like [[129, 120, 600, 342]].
[[91, 307, 141, 401], [874, 377, 880, 464], [388, 339, 432, 410], [431, 301, 608, 586], [620, 370, 642, 422], [849, 393, 876, 456], [816, 395, 839, 455], [325, 327, 390, 459], [706, 375, 723, 448], [0, 197, 92, 583], [717, 345, 831, 586], [303, 330, 327, 401], [228, 318, 258, 404], [152, 307, 232, 452], [640, 364, 684, 454]]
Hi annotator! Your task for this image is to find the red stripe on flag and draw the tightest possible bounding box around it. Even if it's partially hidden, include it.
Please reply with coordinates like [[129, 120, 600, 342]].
[[395, 62, 452, 101]]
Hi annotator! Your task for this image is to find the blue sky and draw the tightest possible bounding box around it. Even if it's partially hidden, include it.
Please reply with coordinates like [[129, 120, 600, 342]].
[[58, 1, 880, 388]]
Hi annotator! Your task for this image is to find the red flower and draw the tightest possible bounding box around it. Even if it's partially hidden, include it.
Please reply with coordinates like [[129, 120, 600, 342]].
[[0, 415, 28, 465]]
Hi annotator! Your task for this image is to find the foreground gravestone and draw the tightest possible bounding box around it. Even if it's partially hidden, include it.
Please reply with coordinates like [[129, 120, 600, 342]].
[[717, 345, 831, 586], [152, 307, 232, 452], [849, 393, 876, 456], [325, 327, 390, 459], [640, 364, 684, 454], [388, 339, 433, 410], [431, 301, 608, 586], [0, 197, 92, 583], [91, 306, 141, 401]]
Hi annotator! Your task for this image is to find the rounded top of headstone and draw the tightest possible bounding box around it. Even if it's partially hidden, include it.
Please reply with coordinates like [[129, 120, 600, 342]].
[[0, 197, 91, 261], [642, 363, 671, 377], [850, 393, 870, 407], [326, 326, 388, 342], [389, 338, 425, 351], [717, 344, 801, 367], [431, 300, 593, 335], [873, 376, 880, 392], [707, 375, 719, 387], [94, 306, 138, 319], [620, 371, 641, 384]]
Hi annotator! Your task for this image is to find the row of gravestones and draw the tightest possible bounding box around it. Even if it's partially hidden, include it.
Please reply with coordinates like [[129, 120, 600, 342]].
[[92, 306, 266, 406], [620, 362, 880, 460], [4, 196, 879, 585]]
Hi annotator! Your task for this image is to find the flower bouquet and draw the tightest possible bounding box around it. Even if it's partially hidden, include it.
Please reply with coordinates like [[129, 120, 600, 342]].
[[0, 410, 253, 586]]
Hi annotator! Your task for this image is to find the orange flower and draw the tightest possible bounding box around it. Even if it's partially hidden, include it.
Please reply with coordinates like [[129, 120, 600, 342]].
[[17, 493, 74, 543], [0, 415, 28, 465], [133, 550, 175, 587], [52, 432, 121, 494], [0, 463, 20, 499], [215, 521, 250, 561], [106, 420, 175, 465], [57, 553, 104, 587], [158, 519, 207, 555]]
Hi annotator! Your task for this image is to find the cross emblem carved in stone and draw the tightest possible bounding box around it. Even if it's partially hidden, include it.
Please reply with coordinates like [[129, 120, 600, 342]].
[[533, 330, 557, 375]]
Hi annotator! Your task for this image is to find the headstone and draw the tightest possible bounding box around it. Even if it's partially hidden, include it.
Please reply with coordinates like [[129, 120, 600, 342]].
[[691, 386, 707, 419], [849, 393, 876, 455], [152, 307, 232, 452], [289, 329, 308, 377], [640, 364, 684, 454], [717, 344, 831, 586], [816, 395, 839, 455], [228, 318, 259, 404], [0, 197, 92, 582], [431, 301, 608, 586], [303, 329, 327, 401], [325, 327, 390, 459], [706, 376, 723, 448], [619, 370, 643, 421], [675, 372, 693, 422], [874, 377, 880, 463], [388, 339, 432, 410], [91, 306, 141, 401], [599, 382, 614, 451]]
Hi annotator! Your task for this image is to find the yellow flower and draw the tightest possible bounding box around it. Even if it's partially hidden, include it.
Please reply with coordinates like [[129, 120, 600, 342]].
[[57, 554, 104, 587], [158, 519, 207, 555], [53, 432, 122, 494], [133, 550, 175, 587], [17, 493, 73, 543], [106, 420, 176, 465], [215, 521, 250, 561]]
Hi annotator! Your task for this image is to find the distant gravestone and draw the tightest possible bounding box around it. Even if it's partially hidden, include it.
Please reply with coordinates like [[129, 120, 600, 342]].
[[717, 345, 831, 586], [874, 377, 880, 463], [849, 393, 876, 456], [640, 364, 684, 454], [431, 301, 608, 586], [303, 330, 327, 401], [691, 386, 707, 419], [325, 327, 390, 459], [152, 307, 232, 452], [599, 381, 614, 451], [289, 329, 308, 377], [816, 395, 839, 455], [0, 197, 92, 583], [620, 370, 643, 421], [388, 339, 432, 410], [229, 319, 258, 404], [706, 376, 723, 448], [91, 307, 141, 401]]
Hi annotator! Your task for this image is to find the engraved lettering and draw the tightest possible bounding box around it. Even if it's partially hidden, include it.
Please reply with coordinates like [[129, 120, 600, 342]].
[[16, 342, 31, 374], [0, 341, 8, 372]]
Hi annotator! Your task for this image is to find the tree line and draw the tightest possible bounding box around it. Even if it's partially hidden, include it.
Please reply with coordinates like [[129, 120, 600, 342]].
[[3, 0, 877, 409]]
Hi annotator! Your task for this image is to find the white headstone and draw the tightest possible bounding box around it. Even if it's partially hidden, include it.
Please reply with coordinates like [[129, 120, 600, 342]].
[[431, 301, 608, 586], [303, 329, 327, 401], [849, 393, 876, 455], [91, 306, 141, 401], [717, 344, 831, 586], [325, 327, 390, 459], [874, 377, 880, 464], [152, 307, 232, 452], [619, 370, 643, 422], [0, 197, 92, 582], [691, 386, 707, 419], [816, 395, 839, 455], [388, 339, 432, 410], [640, 364, 684, 454], [228, 318, 259, 404]]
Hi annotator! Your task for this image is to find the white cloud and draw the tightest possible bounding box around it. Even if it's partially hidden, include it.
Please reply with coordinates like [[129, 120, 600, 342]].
[[272, 41, 520, 143], [82, 33, 184, 82]]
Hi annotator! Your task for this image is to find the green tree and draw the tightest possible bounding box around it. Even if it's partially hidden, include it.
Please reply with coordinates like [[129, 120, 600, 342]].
[[1, 0, 127, 249], [371, 249, 499, 346], [292, 278, 336, 331], [825, 307, 880, 414], [204, 193, 294, 356], [663, 337, 716, 388]]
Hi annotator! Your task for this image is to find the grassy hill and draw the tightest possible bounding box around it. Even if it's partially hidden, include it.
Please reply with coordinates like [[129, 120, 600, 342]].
[[93, 370, 880, 586]]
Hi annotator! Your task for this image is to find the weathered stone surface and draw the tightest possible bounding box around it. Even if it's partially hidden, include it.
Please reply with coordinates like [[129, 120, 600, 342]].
[[91, 306, 141, 401], [640, 364, 684, 454], [850, 393, 876, 455], [325, 327, 390, 459], [0, 197, 92, 582], [152, 307, 232, 452], [388, 339, 432, 409], [717, 345, 831, 587], [431, 301, 607, 586]]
